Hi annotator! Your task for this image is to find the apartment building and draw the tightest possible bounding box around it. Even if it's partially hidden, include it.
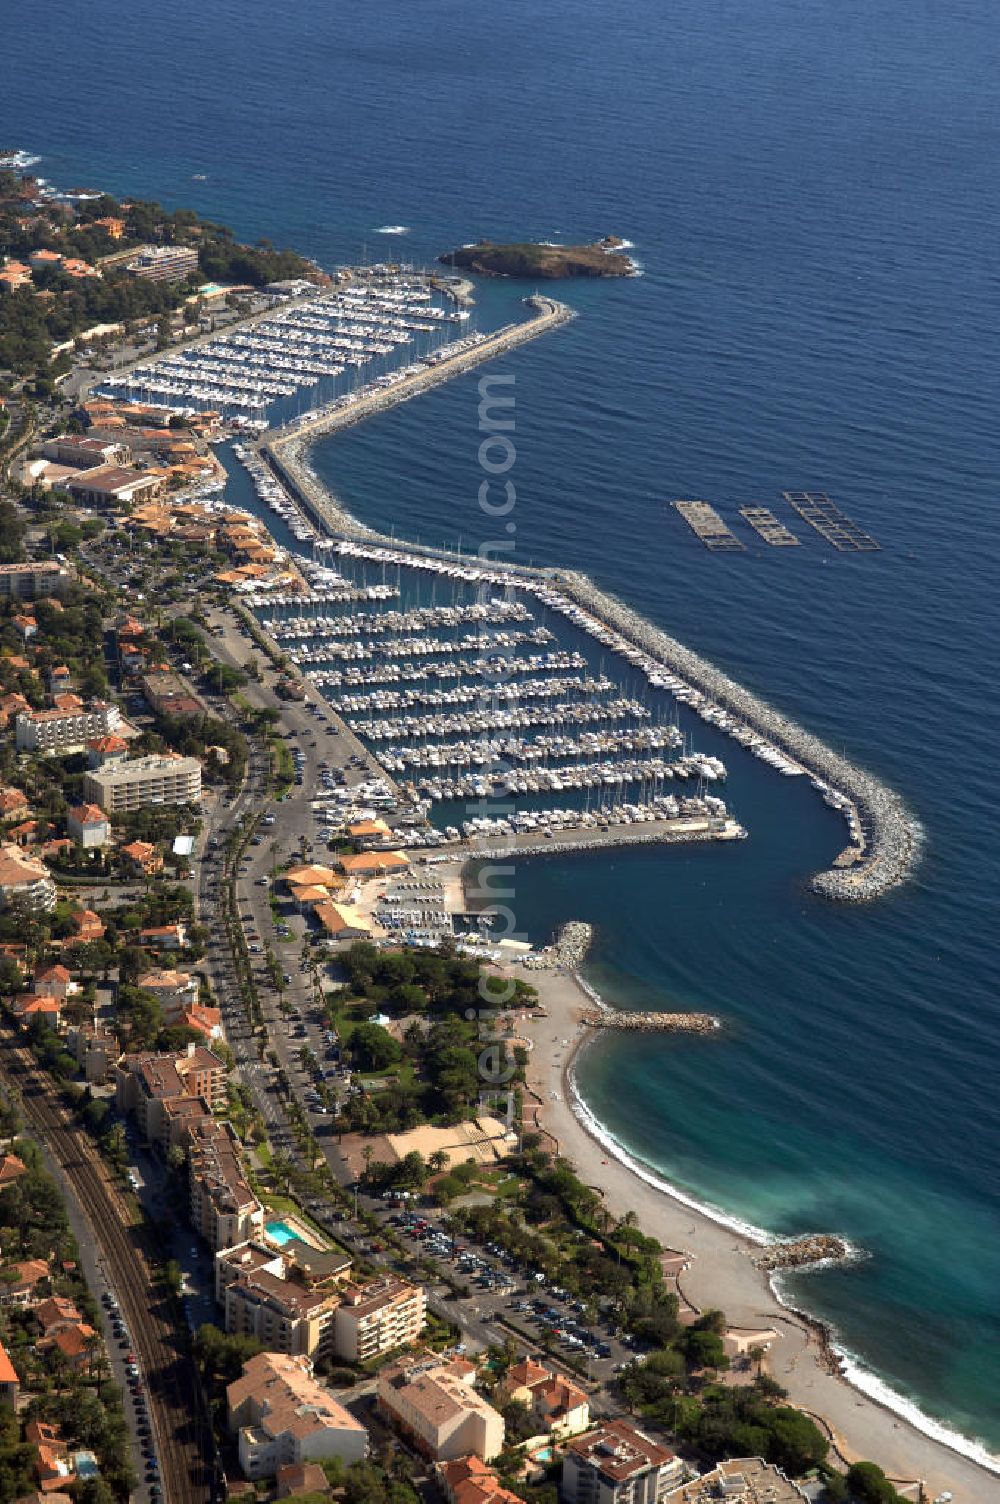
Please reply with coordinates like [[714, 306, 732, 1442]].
[[0, 845, 57, 914], [187, 1119, 264, 1252], [228, 1352, 367, 1481], [334, 1275, 426, 1363], [115, 1042, 227, 1148], [16, 701, 121, 756], [561, 1422, 683, 1504], [83, 753, 201, 813], [0, 561, 71, 601], [378, 1352, 503, 1463], [127, 245, 199, 283]]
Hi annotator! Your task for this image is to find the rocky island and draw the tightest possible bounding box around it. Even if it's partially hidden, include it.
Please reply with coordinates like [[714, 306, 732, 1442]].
[[439, 236, 636, 278]]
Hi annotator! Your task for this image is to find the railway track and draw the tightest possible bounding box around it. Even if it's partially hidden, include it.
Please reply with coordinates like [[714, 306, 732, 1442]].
[[0, 1036, 212, 1504]]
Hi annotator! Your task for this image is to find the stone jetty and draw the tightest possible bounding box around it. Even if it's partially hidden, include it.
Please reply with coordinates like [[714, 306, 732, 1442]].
[[755, 1234, 853, 1271], [583, 1009, 721, 1035], [554, 570, 921, 901]]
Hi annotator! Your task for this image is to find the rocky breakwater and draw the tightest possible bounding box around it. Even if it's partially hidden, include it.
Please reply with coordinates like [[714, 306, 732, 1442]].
[[584, 1008, 721, 1035], [552, 570, 921, 901], [755, 1234, 854, 1272], [524, 920, 593, 971]]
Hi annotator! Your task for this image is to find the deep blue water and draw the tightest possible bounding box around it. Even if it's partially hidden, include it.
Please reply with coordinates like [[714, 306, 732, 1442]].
[[7, 0, 1000, 1457]]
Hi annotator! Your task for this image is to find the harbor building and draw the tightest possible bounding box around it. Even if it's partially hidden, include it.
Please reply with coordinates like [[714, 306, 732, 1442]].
[[83, 753, 201, 813]]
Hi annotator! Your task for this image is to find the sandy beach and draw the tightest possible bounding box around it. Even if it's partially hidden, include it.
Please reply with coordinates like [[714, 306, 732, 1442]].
[[512, 963, 1000, 1503]]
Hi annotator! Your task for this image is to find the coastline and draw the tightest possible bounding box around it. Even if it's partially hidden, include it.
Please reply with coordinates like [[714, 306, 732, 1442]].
[[514, 960, 1000, 1498]]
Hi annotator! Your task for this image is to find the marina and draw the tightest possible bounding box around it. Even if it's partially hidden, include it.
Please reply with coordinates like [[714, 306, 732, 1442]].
[[739, 505, 801, 546], [673, 499, 745, 550], [783, 491, 880, 551], [96, 270, 469, 425]]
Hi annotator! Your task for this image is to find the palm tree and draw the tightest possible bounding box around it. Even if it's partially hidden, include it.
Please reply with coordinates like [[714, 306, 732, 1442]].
[[428, 1149, 449, 1176]]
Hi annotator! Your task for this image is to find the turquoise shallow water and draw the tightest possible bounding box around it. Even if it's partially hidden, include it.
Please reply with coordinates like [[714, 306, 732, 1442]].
[[5, 0, 1000, 1457]]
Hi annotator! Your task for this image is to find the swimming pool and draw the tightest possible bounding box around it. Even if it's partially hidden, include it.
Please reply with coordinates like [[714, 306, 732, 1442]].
[[266, 1219, 297, 1247]]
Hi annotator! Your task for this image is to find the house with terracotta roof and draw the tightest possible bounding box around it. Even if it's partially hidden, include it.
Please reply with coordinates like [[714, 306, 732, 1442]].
[[86, 734, 129, 768], [32, 1295, 82, 1336], [65, 907, 106, 945], [137, 968, 198, 1019], [9, 994, 62, 1028], [439, 1456, 524, 1504], [41, 1320, 98, 1371], [25, 1419, 74, 1494], [120, 839, 164, 876], [228, 1351, 368, 1481], [276, 1460, 330, 1498], [0, 787, 30, 819], [137, 921, 187, 950], [0, 1153, 27, 1188], [66, 803, 110, 849], [0, 1340, 19, 1402], [32, 964, 73, 1000], [523, 1371, 589, 1439], [0, 1259, 50, 1307]]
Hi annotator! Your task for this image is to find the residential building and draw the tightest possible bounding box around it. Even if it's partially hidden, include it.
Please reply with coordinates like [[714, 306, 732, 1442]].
[[439, 1456, 524, 1504], [662, 1458, 806, 1504], [0, 1259, 49, 1307], [64, 1023, 118, 1083], [0, 1341, 19, 1403], [120, 839, 164, 875], [0, 561, 70, 603], [561, 1421, 683, 1504], [141, 668, 206, 718], [333, 1275, 426, 1363], [128, 245, 199, 283], [66, 803, 110, 849], [115, 1042, 227, 1148], [224, 1262, 339, 1358], [15, 701, 121, 756], [137, 921, 187, 949], [499, 1359, 590, 1437], [137, 967, 198, 1020], [86, 733, 129, 768], [0, 845, 56, 914], [187, 1119, 264, 1251], [276, 1461, 330, 1498], [227, 1351, 368, 1481], [83, 753, 201, 813], [378, 1352, 503, 1463]]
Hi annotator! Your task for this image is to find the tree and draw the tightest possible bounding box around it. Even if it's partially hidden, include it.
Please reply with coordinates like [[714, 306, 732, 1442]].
[[845, 1462, 905, 1504]]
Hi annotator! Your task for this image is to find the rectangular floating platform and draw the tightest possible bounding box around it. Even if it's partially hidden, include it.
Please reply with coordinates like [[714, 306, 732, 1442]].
[[672, 500, 744, 551], [782, 491, 880, 551], [739, 506, 800, 546]]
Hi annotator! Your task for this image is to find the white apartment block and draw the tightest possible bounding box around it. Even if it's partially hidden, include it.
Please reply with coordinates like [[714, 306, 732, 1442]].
[[16, 702, 121, 755], [83, 753, 201, 813]]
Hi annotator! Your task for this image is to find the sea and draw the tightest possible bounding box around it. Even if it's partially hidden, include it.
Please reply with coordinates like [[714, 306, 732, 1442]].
[[6, 0, 1000, 1467]]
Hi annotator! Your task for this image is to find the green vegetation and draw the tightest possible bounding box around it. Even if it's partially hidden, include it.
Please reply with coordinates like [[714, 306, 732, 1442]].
[[0, 174, 320, 384], [439, 239, 634, 279]]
